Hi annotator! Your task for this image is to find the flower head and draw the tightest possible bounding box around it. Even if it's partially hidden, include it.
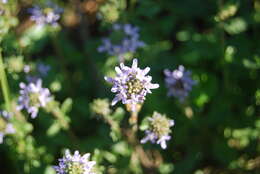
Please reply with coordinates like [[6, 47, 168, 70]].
[[17, 79, 51, 118], [0, 111, 15, 144], [37, 63, 50, 76], [141, 112, 174, 149], [98, 24, 145, 62], [90, 98, 111, 116], [54, 150, 96, 174], [164, 65, 196, 102], [29, 2, 63, 26], [105, 59, 159, 111]]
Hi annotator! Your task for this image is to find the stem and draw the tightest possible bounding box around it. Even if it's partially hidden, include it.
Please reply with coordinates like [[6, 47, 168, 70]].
[[124, 103, 160, 172], [50, 33, 75, 96], [0, 49, 11, 111], [127, 103, 142, 132], [51, 106, 80, 149], [217, 0, 229, 89], [129, 110, 138, 132]]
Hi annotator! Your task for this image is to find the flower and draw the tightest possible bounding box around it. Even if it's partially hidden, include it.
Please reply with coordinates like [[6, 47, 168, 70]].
[[164, 65, 196, 102], [0, 111, 15, 144], [24, 63, 50, 83], [141, 112, 174, 149], [37, 63, 50, 76], [29, 2, 63, 26], [54, 150, 96, 174], [90, 98, 111, 116], [17, 79, 51, 118], [1, 0, 7, 4], [98, 24, 145, 62], [105, 59, 159, 111]]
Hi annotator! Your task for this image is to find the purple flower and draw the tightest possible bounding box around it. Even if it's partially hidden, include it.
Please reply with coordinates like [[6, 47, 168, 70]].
[[29, 2, 63, 26], [37, 63, 50, 76], [164, 65, 196, 102], [98, 24, 145, 62], [17, 79, 51, 118], [105, 59, 159, 111], [54, 150, 96, 174], [141, 112, 174, 149], [0, 111, 15, 144]]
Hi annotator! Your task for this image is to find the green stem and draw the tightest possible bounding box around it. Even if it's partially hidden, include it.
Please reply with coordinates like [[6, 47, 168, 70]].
[[0, 49, 11, 111]]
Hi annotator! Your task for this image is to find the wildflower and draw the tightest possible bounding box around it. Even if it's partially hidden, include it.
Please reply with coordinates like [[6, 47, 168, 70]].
[[141, 112, 174, 149], [54, 150, 96, 174], [37, 63, 50, 76], [98, 24, 145, 62], [17, 79, 51, 118], [105, 59, 159, 111], [0, 111, 15, 144], [29, 2, 63, 26], [90, 98, 111, 116], [164, 65, 196, 102], [6, 56, 24, 73]]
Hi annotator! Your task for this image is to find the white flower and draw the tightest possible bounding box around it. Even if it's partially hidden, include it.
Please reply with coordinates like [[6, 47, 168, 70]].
[[54, 150, 96, 174], [141, 112, 174, 149], [105, 59, 159, 111], [17, 79, 51, 118]]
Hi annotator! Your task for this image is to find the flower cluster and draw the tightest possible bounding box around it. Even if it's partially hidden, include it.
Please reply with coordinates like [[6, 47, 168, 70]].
[[37, 63, 50, 77], [29, 2, 63, 26], [164, 65, 196, 102], [0, 111, 15, 144], [141, 112, 174, 149], [98, 24, 145, 62], [17, 79, 51, 118], [105, 59, 159, 111], [90, 98, 111, 116], [23, 63, 51, 83], [54, 150, 96, 174]]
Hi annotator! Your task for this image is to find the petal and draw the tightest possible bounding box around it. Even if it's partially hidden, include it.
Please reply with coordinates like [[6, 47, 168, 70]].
[[140, 136, 149, 144], [111, 86, 118, 93], [0, 133, 4, 144], [160, 140, 167, 149], [115, 66, 122, 74], [19, 82, 26, 88], [169, 120, 175, 126], [149, 83, 159, 89], [132, 59, 138, 69], [104, 76, 114, 83], [143, 67, 150, 75], [164, 69, 171, 76], [111, 95, 121, 106]]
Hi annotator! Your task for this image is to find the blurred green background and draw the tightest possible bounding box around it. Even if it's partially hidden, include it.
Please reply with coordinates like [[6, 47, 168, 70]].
[[0, 0, 260, 173]]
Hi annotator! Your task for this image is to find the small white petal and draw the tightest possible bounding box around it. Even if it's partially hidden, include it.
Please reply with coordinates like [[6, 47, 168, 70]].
[[143, 67, 150, 75], [0, 133, 3, 144], [132, 59, 138, 69], [150, 83, 159, 89], [160, 140, 167, 149], [111, 95, 121, 106], [115, 66, 122, 74], [169, 120, 175, 126], [104, 76, 114, 83]]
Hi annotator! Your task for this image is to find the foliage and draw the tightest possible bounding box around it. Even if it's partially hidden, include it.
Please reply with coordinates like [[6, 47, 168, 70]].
[[0, 0, 259, 174]]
